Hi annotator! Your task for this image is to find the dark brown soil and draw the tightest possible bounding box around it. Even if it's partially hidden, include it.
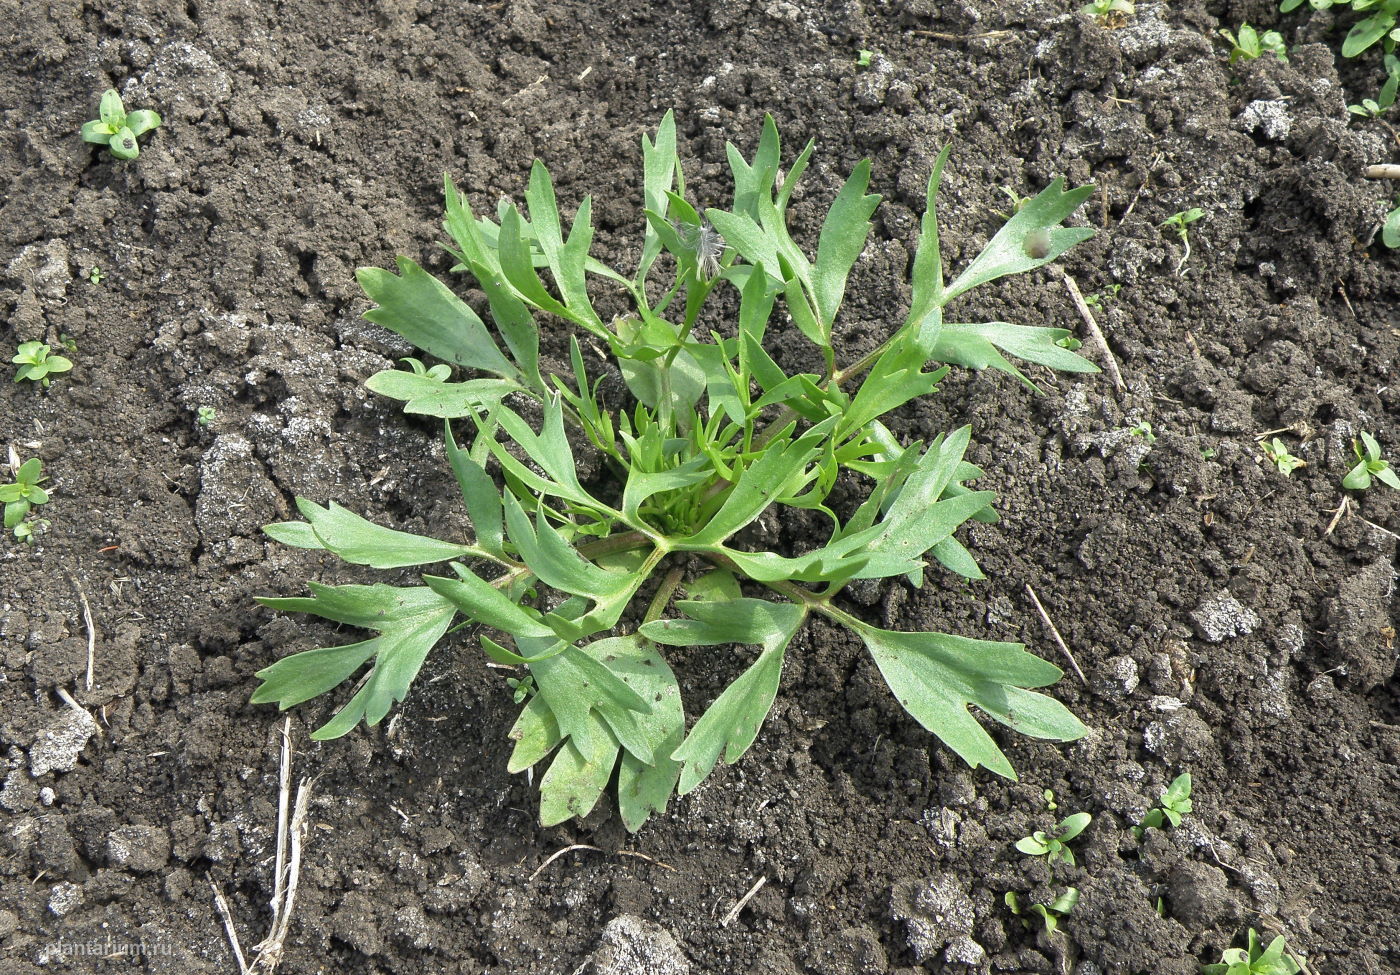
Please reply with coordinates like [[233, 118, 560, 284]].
[[3, 1, 1399, 973]]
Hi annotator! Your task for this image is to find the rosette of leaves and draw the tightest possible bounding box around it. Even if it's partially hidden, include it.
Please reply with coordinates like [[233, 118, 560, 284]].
[[81, 89, 162, 160], [255, 115, 1098, 830]]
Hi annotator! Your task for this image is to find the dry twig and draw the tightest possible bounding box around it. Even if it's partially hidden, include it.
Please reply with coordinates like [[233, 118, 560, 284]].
[[1025, 584, 1088, 686], [720, 876, 767, 927], [1060, 272, 1126, 393]]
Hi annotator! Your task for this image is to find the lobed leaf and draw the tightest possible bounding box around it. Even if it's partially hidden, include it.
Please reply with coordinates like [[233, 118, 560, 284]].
[[854, 622, 1086, 778], [252, 584, 457, 739], [357, 257, 519, 379], [934, 321, 1098, 392], [263, 498, 479, 568]]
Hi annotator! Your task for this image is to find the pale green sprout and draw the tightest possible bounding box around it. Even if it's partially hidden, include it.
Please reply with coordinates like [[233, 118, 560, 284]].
[[1005, 888, 1079, 937], [1261, 438, 1305, 477], [1161, 207, 1205, 274], [1202, 928, 1303, 975], [1015, 811, 1092, 867], [1342, 431, 1400, 490], [1082, 0, 1134, 25], [2, 458, 51, 541], [1133, 771, 1192, 839], [254, 115, 1098, 830], [1219, 23, 1289, 62], [82, 88, 162, 160], [12, 342, 72, 387]]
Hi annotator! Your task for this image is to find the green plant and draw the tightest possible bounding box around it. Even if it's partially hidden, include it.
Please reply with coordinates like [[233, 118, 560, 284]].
[[1202, 928, 1303, 975], [1383, 198, 1400, 248], [1133, 772, 1192, 839], [88, 266, 105, 285], [1016, 811, 1092, 866], [2, 458, 50, 541], [1161, 207, 1205, 274], [1083, 0, 1135, 26], [11, 342, 73, 387], [1347, 54, 1400, 113], [1281, 0, 1400, 58], [253, 114, 1097, 830], [1005, 888, 1079, 937], [1220, 23, 1289, 61], [856, 49, 876, 67], [197, 406, 218, 426], [1260, 438, 1305, 476], [81, 88, 162, 160], [1342, 431, 1400, 490], [1128, 421, 1156, 444], [1082, 282, 1121, 309]]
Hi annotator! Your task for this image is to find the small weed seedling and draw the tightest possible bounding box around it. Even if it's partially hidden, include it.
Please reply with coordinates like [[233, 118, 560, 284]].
[[1083, 0, 1135, 27], [1281, 0, 1400, 59], [197, 406, 218, 426], [1128, 421, 1157, 444], [856, 49, 876, 67], [88, 266, 105, 285], [82, 88, 162, 160], [1082, 282, 1121, 309], [1220, 23, 1289, 62], [1005, 888, 1079, 937], [1202, 928, 1303, 975], [1261, 438, 1306, 477], [1383, 198, 1400, 249], [11, 342, 73, 387], [1161, 208, 1205, 275], [254, 114, 1097, 830], [1133, 771, 1192, 839], [1016, 811, 1092, 867], [2, 458, 50, 541], [1342, 431, 1400, 490], [1043, 788, 1059, 812]]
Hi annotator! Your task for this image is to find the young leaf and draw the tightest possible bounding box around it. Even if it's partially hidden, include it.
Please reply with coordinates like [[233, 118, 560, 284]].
[[812, 160, 881, 329], [944, 179, 1095, 303], [933, 321, 1098, 391], [637, 111, 678, 283], [853, 622, 1086, 778], [727, 114, 782, 220], [263, 498, 480, 568], [253, 584, 457, 739], [364, 369, 519, 417], [444, 422, 505, 556], [641, 598, 806, 794], [357, 258, 519, 379]]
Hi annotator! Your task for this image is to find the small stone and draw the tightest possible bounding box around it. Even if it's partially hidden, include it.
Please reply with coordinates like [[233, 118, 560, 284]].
[[48, 880, 83, 917], [591, 915, 689, 975], [944, 935, 987, 968], [1097, 655, 1139, 696], [891, 877, 975, 963], [108, 825, 172, 873], [1190, 592, 1259, 643], [29, 708, 99, 776]]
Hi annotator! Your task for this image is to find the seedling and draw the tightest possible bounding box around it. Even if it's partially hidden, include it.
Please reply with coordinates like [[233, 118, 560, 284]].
[[1281, 0, 1400, 59], [1082, 283, 1121, 308], [1082, 0, 1134, 26], [856, 49, 876, 67], [1005, 888, 1079, 937], [1133, 772, 1192, 839], [506, 674, 536, 703], [1016, 811, 1092, 867], [1161, 208, 1205, 275], [1043, 788, 1058, 812], [81, 88, 162, 160], [1383, 198, 1400, 249], [994, 186, 1032, 220], [2, 458, 50, 540], [11, 342, 73, 387], [254, 114, 1097, 830], [197, 406, 218, 426], [88, 266, 105, 285], [12, 517, 50, 544], [1219, 23, 1289, 62], [1342, 431, 1400, 490], [1261, 438, 1305, 476], [1202, 928, 1303, 975], [1128, 421, 1156, 443]]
